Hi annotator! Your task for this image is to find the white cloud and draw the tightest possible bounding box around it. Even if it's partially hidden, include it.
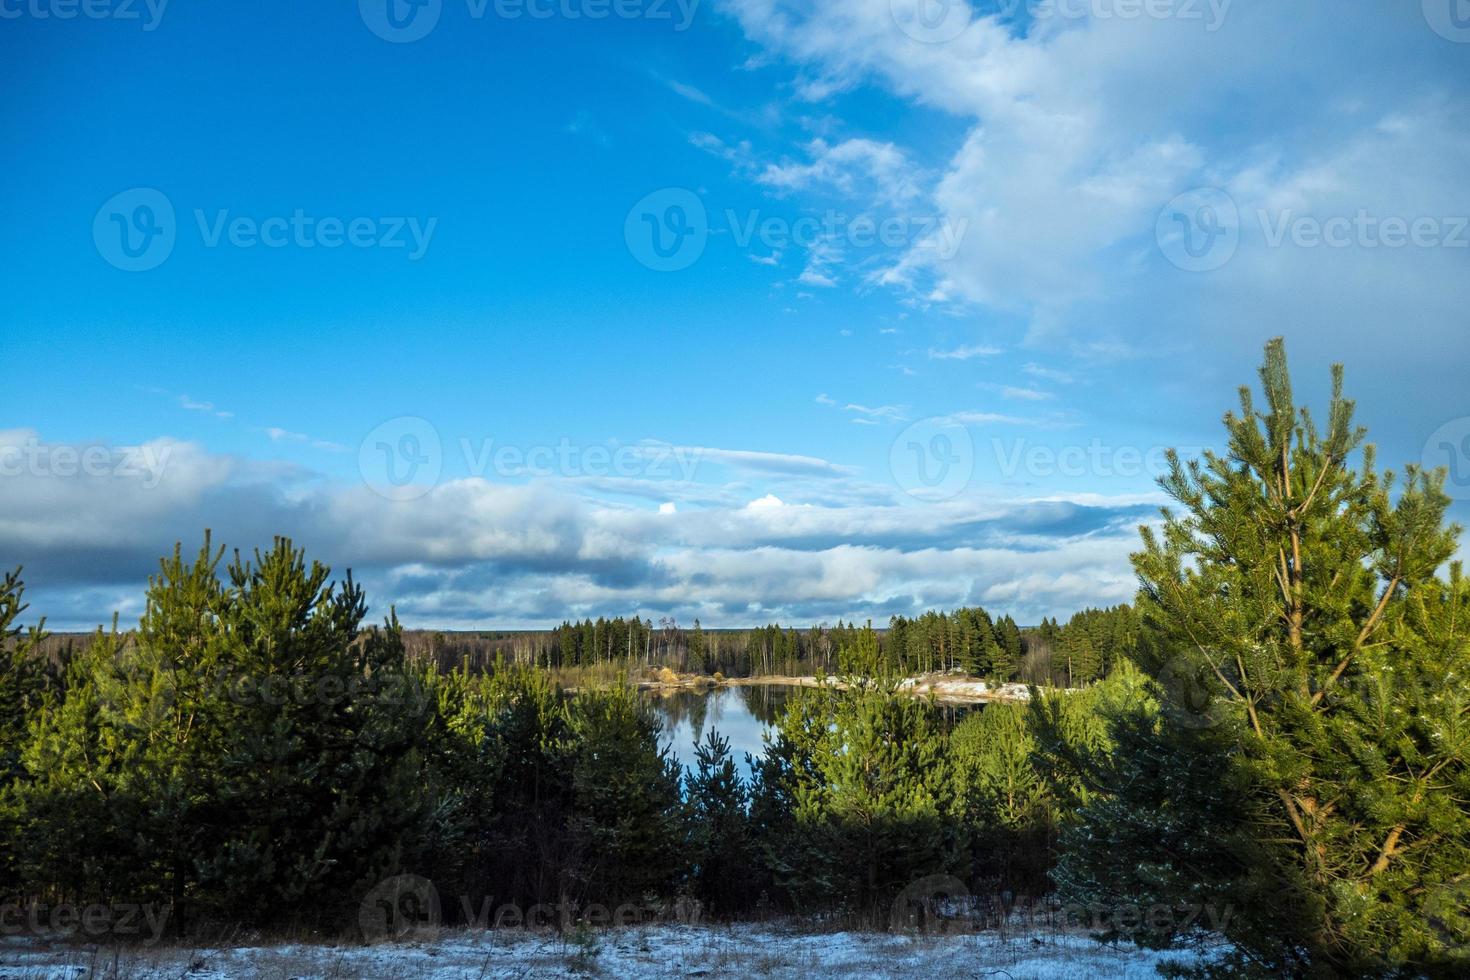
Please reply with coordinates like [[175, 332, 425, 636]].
[[929, 343, 1001, 361], [2, 431, 1156, 630], [1023, 363, 1074, 385], [714, 0, 1470, 414], [988, 385, 1052, 401], [755, 137, 922, 206], [843, 401, 909, 423]]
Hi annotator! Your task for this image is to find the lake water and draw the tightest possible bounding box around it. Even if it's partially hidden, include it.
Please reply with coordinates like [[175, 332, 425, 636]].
[[649, 684, 792, 782], [648, 683, 978, 781]]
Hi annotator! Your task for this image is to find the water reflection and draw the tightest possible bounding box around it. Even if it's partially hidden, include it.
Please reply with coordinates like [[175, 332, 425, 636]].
[[649, 685, 792, 781], [648, 683, 977, 780]]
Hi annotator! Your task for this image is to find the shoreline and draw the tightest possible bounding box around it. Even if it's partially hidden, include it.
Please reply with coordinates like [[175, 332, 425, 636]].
[[632, 670, 1046, 706]]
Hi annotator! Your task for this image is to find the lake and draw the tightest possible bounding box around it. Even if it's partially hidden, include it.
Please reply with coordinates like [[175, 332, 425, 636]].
[[648, 682, 979, 781], [649, 684, 792, 781]]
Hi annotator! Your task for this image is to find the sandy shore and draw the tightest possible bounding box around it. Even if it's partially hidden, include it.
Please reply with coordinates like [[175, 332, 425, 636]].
[[633, 671, 1043, 705]]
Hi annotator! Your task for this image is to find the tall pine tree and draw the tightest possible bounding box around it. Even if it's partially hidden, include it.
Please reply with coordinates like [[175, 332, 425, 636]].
[[1043, 340, 1470, 976]]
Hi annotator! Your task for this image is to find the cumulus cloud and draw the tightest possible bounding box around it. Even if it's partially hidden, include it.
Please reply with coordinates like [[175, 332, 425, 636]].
[[2, 432, 1154, 631], [714, 0, 1470, 437]]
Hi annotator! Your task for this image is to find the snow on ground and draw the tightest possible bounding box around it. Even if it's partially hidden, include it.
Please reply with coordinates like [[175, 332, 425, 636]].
[[1, 923, 1212, 979]]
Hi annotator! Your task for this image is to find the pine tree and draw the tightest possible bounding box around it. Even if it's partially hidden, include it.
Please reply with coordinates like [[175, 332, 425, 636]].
[[751, 678, 957, 918], [838, 621, 884, 678], [0, 569, 49, 894], [950, 703, 1053, 894], [689, 619, 707, 674], [992, 616, 1022, 682], [15, 535, 436, 928], [0, 568, 48, 782], [566, 685, 687, 907], [1047, 339, 1470, 976], [685, 728, 755, 915]]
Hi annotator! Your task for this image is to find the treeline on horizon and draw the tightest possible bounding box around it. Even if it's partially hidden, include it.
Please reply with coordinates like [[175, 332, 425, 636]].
[[2, 340, 1469, 978], [400, 605, 1137, 687]]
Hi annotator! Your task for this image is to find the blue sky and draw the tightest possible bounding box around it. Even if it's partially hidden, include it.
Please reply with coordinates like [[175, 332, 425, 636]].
[[3, 1, 1469, 629]]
